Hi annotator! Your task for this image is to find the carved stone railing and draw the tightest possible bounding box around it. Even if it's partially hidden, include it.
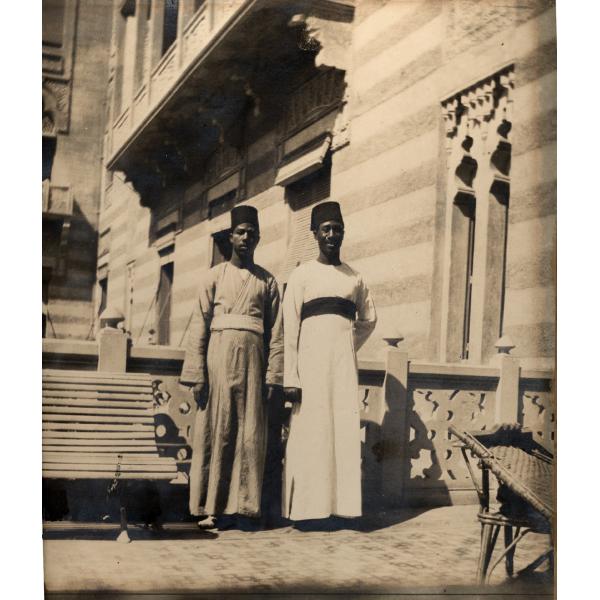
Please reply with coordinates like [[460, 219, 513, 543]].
[[357, 348, 554, 508], [42, 332, 554, 508]]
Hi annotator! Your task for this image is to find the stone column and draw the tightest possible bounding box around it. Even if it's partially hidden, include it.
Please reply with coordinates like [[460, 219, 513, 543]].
[[380, 340, 410, 507], [492, 336, 520, 424], [97, 307, 128, 373]]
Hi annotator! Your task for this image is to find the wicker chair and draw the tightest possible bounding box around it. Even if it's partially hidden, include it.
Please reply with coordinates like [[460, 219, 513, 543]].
[[449, 424, 554, 584]]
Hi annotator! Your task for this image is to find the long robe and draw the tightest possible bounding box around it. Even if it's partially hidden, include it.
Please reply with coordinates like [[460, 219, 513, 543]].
[[180, 262, 283, 517], [283, 260, 377, 521]]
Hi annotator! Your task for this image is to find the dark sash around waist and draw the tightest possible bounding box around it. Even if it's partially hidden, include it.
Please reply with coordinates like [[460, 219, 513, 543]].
[[300, 297, 357, 322]]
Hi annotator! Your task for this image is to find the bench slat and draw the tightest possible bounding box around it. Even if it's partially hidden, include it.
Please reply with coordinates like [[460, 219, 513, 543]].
[[41, 370, 179, 484], [42, 453, 175, 463], [43, 462, 176, 472], [42, 398, 153, 409], [43, 391, 154, 400], [43, 422, 154, 432], [43, 432, 155, 440], [42, 406, 154, 417], [43, 438, 156, 445], [42, 470, 176, 480], [43, 444, 157, 452], [43, 414, 155, 424], [43, 369, 154, 381], [44, 383, 153, 393]]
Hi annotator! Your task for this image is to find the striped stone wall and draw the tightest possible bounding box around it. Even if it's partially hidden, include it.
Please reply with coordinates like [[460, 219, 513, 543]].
[[345, 0, 556, 368], [98, 0, 555, 370], [45, 1, 112, 340]]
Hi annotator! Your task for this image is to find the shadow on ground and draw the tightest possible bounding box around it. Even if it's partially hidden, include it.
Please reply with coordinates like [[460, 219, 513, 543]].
[[41, 507, 434, 540], [285, 507, 433, 532], [42, 525, 218, 541]]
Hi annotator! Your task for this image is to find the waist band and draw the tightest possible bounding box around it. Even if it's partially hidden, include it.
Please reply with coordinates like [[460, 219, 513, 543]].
[[210, 314, 264, 334], [300, 297, 357, 322]]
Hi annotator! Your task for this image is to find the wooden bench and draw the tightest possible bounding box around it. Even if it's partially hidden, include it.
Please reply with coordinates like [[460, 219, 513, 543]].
[[42, 369, 179, 542]]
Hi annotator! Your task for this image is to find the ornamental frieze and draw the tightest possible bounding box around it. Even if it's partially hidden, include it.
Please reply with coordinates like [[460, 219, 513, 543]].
[[285, 69, 345, 135], [43, 78, 72, 135]]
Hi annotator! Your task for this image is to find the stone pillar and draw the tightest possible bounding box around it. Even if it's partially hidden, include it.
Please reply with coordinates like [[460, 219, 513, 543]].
[[380, 342, 410, 507], [492, 336, 520, 424], [97, 307, 128, 373]]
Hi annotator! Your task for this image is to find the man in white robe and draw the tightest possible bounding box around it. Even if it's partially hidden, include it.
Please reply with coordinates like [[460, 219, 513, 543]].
[[283, 201, 377, 522]]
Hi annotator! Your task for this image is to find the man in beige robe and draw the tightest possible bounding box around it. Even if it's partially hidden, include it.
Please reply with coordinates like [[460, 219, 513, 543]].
[[180, 205, 283, 527]]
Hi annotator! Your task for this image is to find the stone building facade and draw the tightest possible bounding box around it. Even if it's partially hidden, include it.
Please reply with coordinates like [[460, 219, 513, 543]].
[[43, 0, 113, 339], [98, 0, 556, 371]]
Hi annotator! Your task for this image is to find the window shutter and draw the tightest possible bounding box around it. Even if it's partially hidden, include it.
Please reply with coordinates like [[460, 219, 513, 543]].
[[280, 159, 331, 282]]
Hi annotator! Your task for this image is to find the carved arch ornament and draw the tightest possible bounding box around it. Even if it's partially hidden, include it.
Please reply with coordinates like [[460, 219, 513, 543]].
[[439, 65, 514, 362], [42, 79, 71, 135], [442, 65, 514, 181]]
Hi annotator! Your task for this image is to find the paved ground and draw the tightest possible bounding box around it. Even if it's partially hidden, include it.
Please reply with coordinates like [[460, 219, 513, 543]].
[[43, 506, 553, 596]]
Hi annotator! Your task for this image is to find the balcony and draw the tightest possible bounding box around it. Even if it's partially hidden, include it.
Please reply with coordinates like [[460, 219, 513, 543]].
[[107, 0, 246, 166], [42, 180, 73, 219], [106, 0, 355, 207]]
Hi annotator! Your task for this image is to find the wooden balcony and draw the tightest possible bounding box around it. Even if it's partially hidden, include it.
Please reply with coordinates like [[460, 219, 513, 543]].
[[107, 0, 247, 166], [105, 0, 355, 208]]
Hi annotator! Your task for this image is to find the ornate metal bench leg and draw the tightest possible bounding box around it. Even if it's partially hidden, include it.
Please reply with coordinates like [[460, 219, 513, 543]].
[[504, 525, 515, 576], [477, 522, 495, 584], [116, 481, 131, 544]]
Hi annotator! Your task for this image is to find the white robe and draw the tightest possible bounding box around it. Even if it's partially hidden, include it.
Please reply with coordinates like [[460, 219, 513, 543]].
[[283, 260, 377, 520]]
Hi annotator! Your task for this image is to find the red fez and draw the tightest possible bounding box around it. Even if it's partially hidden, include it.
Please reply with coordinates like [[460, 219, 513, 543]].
[[310, 201, 344, 230], [231, 205, 259, 230]]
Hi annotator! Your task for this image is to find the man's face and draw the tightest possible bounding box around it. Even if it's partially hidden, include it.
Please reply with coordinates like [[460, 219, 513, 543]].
[[230, 223, 259, 258], [314, 220, 344, 258]]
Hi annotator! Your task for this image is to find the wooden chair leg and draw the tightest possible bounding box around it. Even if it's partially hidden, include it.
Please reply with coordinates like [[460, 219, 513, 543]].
[[116, 481, 131, 544], [504, 525, 515, 576], [477, 522, 496, 584]]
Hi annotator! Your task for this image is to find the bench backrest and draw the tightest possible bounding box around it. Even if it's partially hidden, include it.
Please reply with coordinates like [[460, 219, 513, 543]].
[[42, 369, 177, 480]]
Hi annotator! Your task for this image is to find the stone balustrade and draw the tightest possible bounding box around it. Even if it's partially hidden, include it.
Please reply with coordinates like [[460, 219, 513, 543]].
[[42, 329, 554, 508]]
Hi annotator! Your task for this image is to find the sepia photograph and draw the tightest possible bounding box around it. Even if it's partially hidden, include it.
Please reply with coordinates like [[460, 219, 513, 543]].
[[36, 0, 561, 597]]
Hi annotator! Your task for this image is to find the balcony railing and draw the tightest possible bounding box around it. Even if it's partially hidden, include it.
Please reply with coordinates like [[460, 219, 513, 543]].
[[109, 0, 247, 164], [42, 180, 73, 218]]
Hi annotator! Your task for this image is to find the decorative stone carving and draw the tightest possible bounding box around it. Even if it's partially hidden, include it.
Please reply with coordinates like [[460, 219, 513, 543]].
[[285, 69, 345, 134], [442, 65, 514, 159], [289, 1, 354, 71], [440, 65, 514, 363], [408, 387, 496, 482], [150, 379, 195, 471], [42, 79, 72, 134], [520, 388, 555, 452]]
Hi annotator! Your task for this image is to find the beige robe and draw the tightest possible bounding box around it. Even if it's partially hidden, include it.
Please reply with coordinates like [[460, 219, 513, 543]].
[[181, 262, 283, 517]]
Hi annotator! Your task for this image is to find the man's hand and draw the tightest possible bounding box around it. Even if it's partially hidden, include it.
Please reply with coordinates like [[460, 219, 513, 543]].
[[265, 384, 281, 404], [191, 382, 207, 407], [284, 387, 302, 405], [180, 381, 207, 408]]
